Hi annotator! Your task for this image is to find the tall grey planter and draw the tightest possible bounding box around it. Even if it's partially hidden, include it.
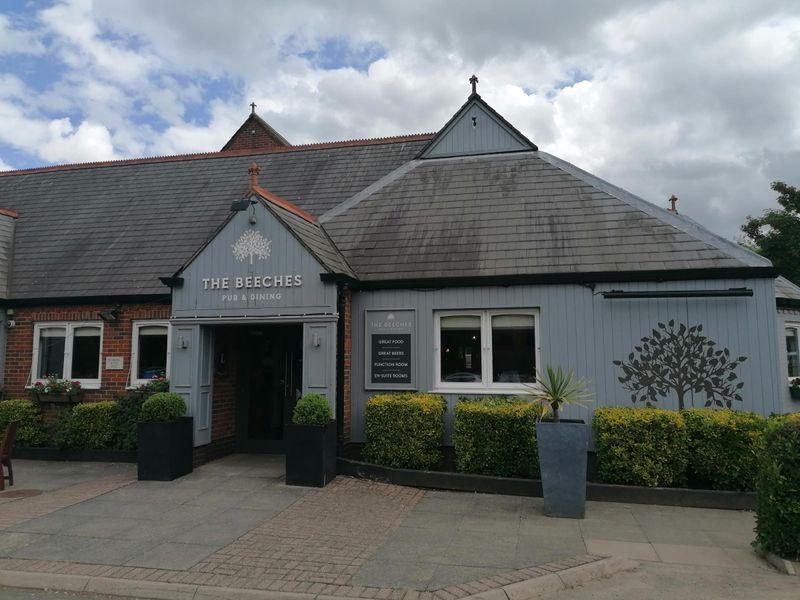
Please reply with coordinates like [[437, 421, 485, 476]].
[[536, 420, 588, 518]]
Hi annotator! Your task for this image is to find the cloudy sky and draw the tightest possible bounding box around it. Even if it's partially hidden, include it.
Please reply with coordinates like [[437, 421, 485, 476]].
[[0, 0, 798, 240]]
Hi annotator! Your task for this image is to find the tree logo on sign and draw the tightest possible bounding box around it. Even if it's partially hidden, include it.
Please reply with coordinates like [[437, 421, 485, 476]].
[[232, 230, 271, 264]]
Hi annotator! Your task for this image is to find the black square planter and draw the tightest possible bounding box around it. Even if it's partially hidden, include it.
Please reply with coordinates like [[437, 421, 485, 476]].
[[285, 420, 337, 487], [137, 416, 194, 481]]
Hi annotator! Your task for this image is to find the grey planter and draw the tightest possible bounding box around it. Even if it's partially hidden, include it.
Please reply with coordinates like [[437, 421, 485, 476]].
[[536, 420, 588, 518]]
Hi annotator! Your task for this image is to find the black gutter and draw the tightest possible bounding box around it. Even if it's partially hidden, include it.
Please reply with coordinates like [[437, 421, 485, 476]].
[[602, 288, 754, 299], [322, 267, 776, 290]]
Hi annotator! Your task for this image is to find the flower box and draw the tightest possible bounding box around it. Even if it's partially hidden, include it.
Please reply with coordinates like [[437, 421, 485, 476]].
[[31, 392, 81, 404], [790, 387, 800, 400]]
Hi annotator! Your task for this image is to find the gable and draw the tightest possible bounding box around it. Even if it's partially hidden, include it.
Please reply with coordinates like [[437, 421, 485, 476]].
[[420, 96, 537, 159], [171, 202, 336, 318]]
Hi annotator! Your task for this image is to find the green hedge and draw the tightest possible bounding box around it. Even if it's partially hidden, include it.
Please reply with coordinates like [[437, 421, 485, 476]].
[[683, 408, 766, 491], [454, 397, 541, 478], [54, 401, 119, 450], [0, 398, 46, 447], [594, 407, 688, 487], [755, 414, 800, 560], [292, 393, 332, 426], [364, 393, 445, 469], [141, 392, 186, 422]]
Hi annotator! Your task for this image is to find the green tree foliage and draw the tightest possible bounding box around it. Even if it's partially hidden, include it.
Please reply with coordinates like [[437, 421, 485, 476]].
[[742, 181, 800, 284]]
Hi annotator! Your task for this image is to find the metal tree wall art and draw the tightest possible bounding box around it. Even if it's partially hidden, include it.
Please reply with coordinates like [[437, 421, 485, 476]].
[[232, 230, 271, 264], [613, 320, 747, 409]]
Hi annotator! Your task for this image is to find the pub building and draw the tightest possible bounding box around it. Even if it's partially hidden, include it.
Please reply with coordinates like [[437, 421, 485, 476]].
[[0, 78, 796, 463]]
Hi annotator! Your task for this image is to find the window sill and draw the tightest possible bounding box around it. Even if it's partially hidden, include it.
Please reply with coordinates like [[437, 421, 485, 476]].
[[431, 385, 535, 396], [26, 383, 101, 391]]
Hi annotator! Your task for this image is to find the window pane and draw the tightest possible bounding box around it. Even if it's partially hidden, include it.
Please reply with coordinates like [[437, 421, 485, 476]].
[[71, 327, 101, 379], [138, 328, 168, 380], [492, 314, 536, 383], [440, 315, 482, 382], [38, 328, 65, 378], [787, 327, 799, 378]]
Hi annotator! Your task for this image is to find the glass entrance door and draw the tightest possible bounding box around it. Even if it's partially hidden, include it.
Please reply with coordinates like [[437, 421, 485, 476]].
[[237, 324, 303, 453]]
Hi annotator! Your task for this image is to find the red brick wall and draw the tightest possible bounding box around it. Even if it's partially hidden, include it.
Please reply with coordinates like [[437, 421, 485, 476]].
[[4, 301, 170, 402], [342, 288, 352, 443], [224, 118, 287, 152], [211, 327, 238, 442]]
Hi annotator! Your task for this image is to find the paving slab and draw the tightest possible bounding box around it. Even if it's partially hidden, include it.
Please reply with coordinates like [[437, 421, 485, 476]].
[[125, 541, 219, 570], [584, 539, 660, 561], [0, 454, 779, 598]]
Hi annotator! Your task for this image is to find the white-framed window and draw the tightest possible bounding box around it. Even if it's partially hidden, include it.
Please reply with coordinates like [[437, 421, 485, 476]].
[[130, 321, 171, 387], [786, 324, 800, 380], [31, 322, 104, 389], [434, 309, 540, 392]]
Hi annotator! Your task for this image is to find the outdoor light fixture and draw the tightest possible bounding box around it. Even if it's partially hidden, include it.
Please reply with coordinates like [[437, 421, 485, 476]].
[[230, 197, 256, 211], [98, 308, 120, 322]]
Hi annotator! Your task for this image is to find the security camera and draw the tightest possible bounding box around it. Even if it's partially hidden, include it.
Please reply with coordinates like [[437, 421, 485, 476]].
[[6, 319, 15, 328]]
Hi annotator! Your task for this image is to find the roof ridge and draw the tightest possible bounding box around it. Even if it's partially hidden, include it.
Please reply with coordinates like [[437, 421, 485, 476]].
[[251, 185, 316, 224], [536, 151, 772, 269], [0, 133, 436, 178]]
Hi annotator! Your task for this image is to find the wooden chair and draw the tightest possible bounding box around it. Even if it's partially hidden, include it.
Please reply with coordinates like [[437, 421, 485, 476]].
[[0, 421, 17, 491]]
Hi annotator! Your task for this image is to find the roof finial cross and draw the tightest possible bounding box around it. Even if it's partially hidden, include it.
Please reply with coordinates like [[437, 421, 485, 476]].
[[250, 101, 257, 114], [667, 194, 678, 214], [469, 74, 479, 95]]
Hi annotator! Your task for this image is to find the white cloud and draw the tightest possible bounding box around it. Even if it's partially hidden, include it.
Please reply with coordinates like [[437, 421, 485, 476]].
[[0, 0, 797, 239], [0, 14, 45, 55]]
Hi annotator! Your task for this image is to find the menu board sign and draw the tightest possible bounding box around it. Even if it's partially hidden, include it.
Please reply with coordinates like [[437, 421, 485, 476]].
[[365, 309, 416, 390]]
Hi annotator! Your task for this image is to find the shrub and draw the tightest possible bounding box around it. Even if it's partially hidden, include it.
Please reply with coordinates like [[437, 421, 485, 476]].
[[292, 393, 332, 426], [140, 392, 186, 422], [53, 401, 119, 450], [594, 407, 688, 487], [454, 397, 541, 478], [364, 393, 445, 469], [683, 408, 766, 491], [136, 377, 170, 395], [755, 414, 800, 560], [113, 391, 148, 451], [0, 398, 46, 447]]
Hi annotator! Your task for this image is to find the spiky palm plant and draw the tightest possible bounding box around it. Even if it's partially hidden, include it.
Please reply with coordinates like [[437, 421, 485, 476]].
[[523, 366, 592, 422]]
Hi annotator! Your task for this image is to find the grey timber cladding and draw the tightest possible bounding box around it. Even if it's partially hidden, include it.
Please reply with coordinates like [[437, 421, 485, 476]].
[[171, 203, 337, 319], [322, 152, 769, 282], [421, 98, 534, 158], [0, 139, 426, 299], [350, 278, 783, 443]]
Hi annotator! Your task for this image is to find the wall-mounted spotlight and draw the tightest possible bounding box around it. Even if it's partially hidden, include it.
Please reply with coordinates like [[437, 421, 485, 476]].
[[98, 308, 121, 322]]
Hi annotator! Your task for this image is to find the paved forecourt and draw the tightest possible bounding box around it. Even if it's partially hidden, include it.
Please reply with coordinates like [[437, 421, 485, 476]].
[[0, 455, 779, 599]]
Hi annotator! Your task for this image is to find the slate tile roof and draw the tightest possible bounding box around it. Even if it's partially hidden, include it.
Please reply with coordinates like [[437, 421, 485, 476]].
[[776, 276, 800, 302], [0, 132, 772, 300], [0, 139, 427, 299], [321, 152, 770, 281]]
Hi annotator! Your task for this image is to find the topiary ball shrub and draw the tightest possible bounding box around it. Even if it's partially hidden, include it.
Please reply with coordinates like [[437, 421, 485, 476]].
[[53, 401, 119, 450], [292, 393, 332, 426], [0, 398, 46, 447], [140, 392, 186, 423], [755, 414, 800, 561], [364, 393, 445, 469], [594, 407, 688, 488], [454, 397, 541, 478], [683, 408, 766, 491]]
